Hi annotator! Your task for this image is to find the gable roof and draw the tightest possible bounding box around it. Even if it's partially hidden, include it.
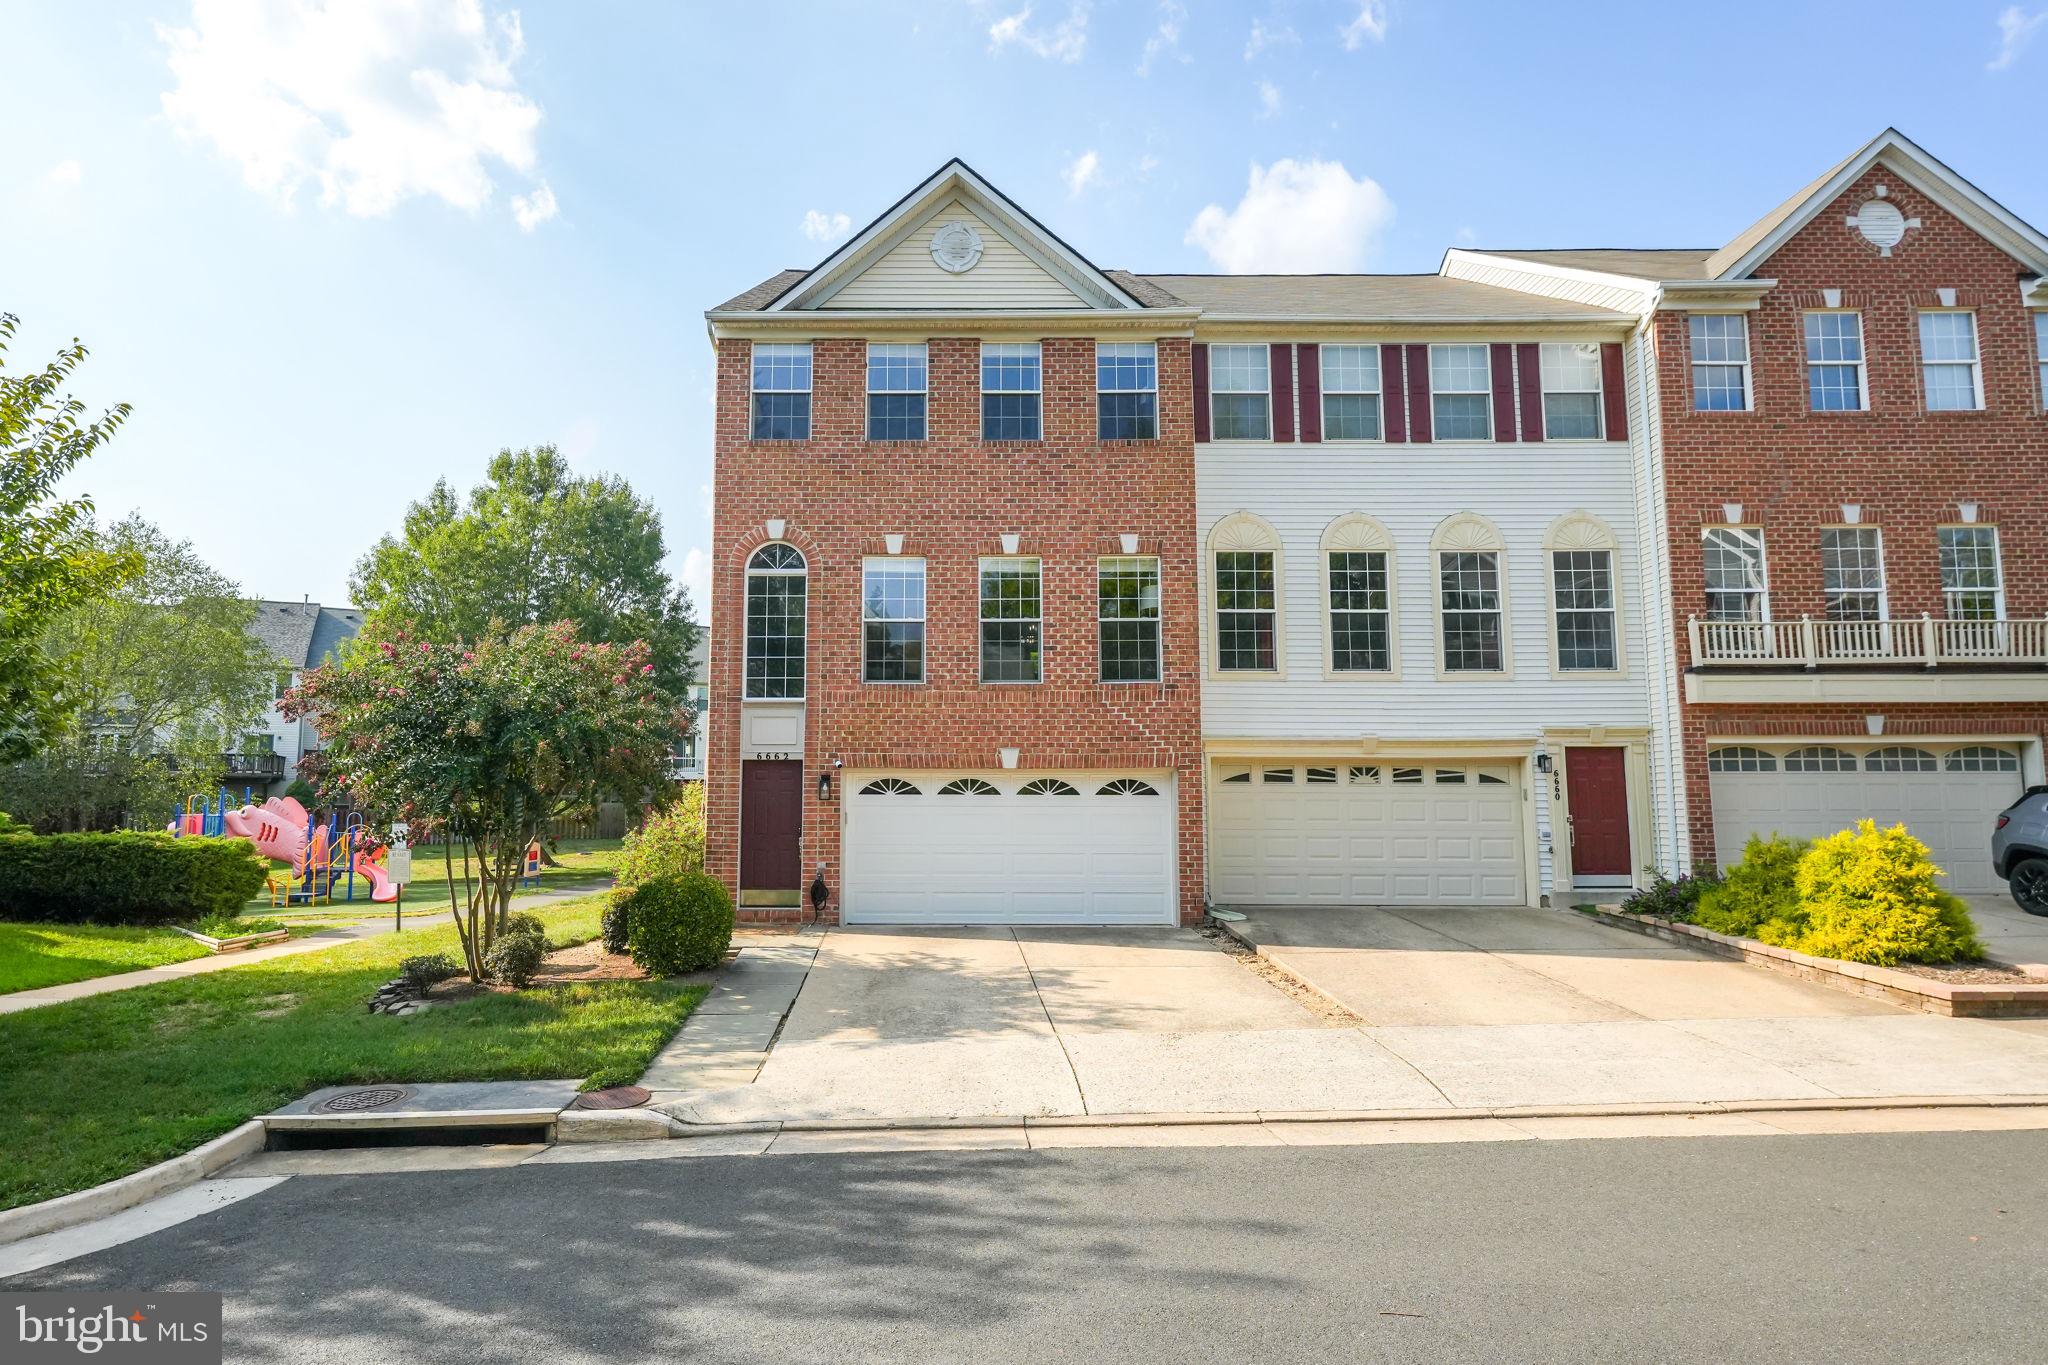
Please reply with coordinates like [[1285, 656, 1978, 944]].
[[248, 600, 362, 669]]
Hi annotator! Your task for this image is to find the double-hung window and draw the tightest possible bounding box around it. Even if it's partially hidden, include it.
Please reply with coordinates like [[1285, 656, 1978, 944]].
[[1097, 342, 1158, 439], [1209, 344, 1271, 440], [866, 343, 928, 440], [981, 343, 1041, 441], [1214, 551, 1276, 670], [1804, 312, 1866, 411], [1097, 556, 1161, 683], [1820, 527, 1886, 621], [1328, 551, 1391, 671], [743, 544, 807, 699], [979, 557, 1042, 683], [1430, 344, 1492, 440], [862, 558, 926, 683], [1701, 527, 1768, 621], [1919, 312, 1982, 411], [1438, 551, 1504, 671], [1552, 550, 1618, 670], [750, 343, 812, 440], [1689, 315, 1751, 411], [1320, 344, 1382, 441], [1939, 526, 2003, 620], [2036, 313, 2048, 411], [1540, 343, 1603, 439]]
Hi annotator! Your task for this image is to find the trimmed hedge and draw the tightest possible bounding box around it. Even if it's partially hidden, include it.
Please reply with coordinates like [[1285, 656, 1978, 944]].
[[624, 871, 733, 976], [0, 832, 268, 925]]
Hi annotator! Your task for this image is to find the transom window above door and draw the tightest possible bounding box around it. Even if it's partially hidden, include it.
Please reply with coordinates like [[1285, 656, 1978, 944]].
[[744, 543, 807, 700]]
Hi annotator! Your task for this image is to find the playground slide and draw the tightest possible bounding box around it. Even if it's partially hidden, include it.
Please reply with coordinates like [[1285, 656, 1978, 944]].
[[352, 852, 400, 903]]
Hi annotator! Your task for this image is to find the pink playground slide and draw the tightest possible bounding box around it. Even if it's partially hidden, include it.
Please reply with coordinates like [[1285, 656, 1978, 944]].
[[351, 852, 400, 903], [221, 796, 311, 865]]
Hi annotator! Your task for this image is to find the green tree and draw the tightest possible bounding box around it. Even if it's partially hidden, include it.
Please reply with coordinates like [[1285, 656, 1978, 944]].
[[350, 446, 701, 693], [286, 621, 679, 981], [0, 315, 140, 759]]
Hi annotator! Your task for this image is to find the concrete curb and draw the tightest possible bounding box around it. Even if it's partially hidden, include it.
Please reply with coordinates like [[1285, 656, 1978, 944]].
[[0, 1121, 267, 1248]]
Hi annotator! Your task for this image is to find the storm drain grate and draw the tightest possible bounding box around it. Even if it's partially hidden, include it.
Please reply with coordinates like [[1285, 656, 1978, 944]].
[[314, 1085, 415, 1114]]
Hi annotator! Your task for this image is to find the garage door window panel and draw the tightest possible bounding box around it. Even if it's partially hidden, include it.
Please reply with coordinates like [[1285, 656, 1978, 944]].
[[1866, 746, 1937, 773], [1947, 746, 2020, 772], [858, 778, 922, 796], [1708, 746, 1777, 773], [744, 544, 807, 700], [980, 557, 1042, 683], [1783, 746, 1857, 774], [1018, 778, 1080, 796], [938, 777, 1000, 796]]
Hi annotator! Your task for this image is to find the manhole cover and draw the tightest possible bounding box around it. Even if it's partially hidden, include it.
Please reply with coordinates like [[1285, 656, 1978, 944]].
[[571, 1085, 651, 1111], [314, 1085, 414, 1114]]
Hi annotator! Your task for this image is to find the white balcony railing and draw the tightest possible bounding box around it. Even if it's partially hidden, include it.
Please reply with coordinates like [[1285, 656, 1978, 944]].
[[1689, 614, 2048, 669]]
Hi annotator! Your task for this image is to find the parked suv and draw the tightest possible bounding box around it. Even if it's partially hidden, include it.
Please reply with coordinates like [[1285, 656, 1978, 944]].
[[1993, 787, 2048, 916]]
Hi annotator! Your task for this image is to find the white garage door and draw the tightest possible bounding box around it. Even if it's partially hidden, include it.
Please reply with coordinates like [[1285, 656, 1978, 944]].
[[1708, 743, 2023, 894], [1211, 761, 1524, 906], [842, 771, 1175, 925]]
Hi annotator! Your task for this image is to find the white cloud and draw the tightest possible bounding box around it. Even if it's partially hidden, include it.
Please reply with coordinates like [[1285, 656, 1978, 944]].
[[1255, 80, 1282, 119], [1455, 225, 1477, 244], [801, 209, 853, 243], [1340, 1, 1389, 49], [47, 159, 84, 187], [1244, 18, 1297, 60], [988, 3, 1089, 62], [1136, 153, 1161, 181], [1062, 149, 1102, 197], [559, 414, 599, 465], [1988, 5, 2048, 69], [155, 0, 547, 219], [511, 180, 556, 231], [1186, 158, 1394, 273], [1137, 1, 1188, 76], [678, 545, 710, 612]]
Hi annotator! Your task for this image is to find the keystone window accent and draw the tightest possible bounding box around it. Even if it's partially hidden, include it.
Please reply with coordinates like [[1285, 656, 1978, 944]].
[[1320, 344, 1382, 441], [1098, 556, 1162, 684], [862, 557, 926, 683], [1552, 549, 1618, 670], [979, 556, 1042, 683], [1938, 526, 2003, 621], [1701, 527, 1768, 621], [1438, 551, 1504, 672], [1689, 315, 1751, 411], [750, 343, 812, 440], [1804, 312, 1866, 411], [1820, 527, 1886, 622], [1215, 550, 1277, 671], [981, 342, 1042, 441], [744, 543, 806, 700], [866, 342, 928, 440], [1097, 342, 1158, 440], [1539, 343, 1604, 439], [1209, 344, 1272, 440], [1919, 312, 1983, 412], [1328, 551, 1391, 672], [1430, 344, 1493, 440]]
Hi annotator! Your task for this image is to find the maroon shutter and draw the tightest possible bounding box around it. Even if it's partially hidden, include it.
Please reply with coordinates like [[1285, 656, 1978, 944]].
[[1489, 344, 1518, 444], [1192, 343, 1210, 444], [1600, 343, 1629, 441], [1404, 343, 1432, 444], [1272, 344, 1295, 442], [1297, 343, 1322, 442], [1382, 343, 1407, 442], [1516, 343, 1544, 444]]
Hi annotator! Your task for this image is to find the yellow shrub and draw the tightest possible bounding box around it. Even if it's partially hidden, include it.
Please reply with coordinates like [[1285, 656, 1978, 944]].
[[1785, 820, 1983, 966]]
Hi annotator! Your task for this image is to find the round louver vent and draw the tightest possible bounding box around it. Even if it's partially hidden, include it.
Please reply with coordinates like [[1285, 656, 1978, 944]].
[[1853, 199, 1906, 250]]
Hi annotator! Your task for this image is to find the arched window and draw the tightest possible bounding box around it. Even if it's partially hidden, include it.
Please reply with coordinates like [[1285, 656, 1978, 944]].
[[1708, 746, 1777, 773], [1945, 745, 2020, 773], [1097, 778, 1160, 796], [1430, 514, 1509, 675], [858, 778, 922, 796], [745, 543, 807, 700], [1544, 512, 1622, 673], [937, 777, 1000, 796], [1864, 746, 1937, 773], [1321, 514, 1396, 675], [1018, 778, 1080, 796], [1209, 512, 1283, 674]]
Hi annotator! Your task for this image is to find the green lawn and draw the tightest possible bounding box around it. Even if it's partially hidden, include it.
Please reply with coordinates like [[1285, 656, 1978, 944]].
[[0, 896, 705, 1212], [0, 923, 215, 994], [243, 837, 627, 918]]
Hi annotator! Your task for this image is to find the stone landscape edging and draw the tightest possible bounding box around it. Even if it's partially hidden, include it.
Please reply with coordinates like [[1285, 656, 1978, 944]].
[[1581, 905, 2048, 1018], [169, 924, 291, 953]]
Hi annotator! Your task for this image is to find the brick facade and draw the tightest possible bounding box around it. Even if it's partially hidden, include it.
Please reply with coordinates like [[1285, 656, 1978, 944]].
[[706, 334, 1207, 925], [1657, 167, 2048, 861]]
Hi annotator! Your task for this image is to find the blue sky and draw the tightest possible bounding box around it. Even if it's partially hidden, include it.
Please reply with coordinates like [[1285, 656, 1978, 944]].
[[5, 1, 2046, 616]]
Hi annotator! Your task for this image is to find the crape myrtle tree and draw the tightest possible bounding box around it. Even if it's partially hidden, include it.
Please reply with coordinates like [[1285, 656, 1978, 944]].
[[286, 621, 681, 981]]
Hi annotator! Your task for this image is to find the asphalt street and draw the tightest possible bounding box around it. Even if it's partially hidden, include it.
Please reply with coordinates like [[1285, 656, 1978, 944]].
[[9, 1130, 2045, 1363]]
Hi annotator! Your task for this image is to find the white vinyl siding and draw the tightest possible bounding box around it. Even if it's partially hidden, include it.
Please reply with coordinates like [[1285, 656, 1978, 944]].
[[1919, 312, 1983, 411], [823, 202, 1091, 310]]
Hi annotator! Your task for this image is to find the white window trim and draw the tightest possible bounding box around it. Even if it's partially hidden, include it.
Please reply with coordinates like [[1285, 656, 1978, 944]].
[[1819, 525, 1889, 623], [1208, 342, 1273, 443], [1543, 512, 1625, 677], [743, 542, 808, 701], [978, 555, 1043, 685], [1689, 313, 1754, 413], [1917, 309, 1985, 412], [861, 555, 927, 686], [865, 341, 929, 442], [1803, 310, 1869, 413], [2033, 311, 2048, 414], [1206, 511, 1284, 679], [1319, 513, 1399, 679], [1428, 342, 1493, 442], [1701, 525, 1771, 623], [1429, 513, 1512, 680], [1319, 344, 1384, 444], [980, 341, 1042, 443], [1538, 342, 1605, 441], [1096, 340, 1160, 441], [1938, 523, 2006, 622], [1096, 554, 1163, 685], [749, 342, 812, 441]]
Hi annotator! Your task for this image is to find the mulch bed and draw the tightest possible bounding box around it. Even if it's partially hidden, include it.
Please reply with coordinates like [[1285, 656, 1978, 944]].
[[416, 942, 651, 1004], [1884, 959, 2044, 985]]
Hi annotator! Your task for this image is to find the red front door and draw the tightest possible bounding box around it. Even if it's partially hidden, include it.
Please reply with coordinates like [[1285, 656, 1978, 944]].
[[740, 760, 804, 902], [1564, 747, 1631, 880]]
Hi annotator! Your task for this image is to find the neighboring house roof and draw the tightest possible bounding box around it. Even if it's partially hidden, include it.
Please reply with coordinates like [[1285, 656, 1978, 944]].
[[1456, 249, 1717, 282], [249, 600, 362, 669], [1132, 273, 1635, 322], [305, 606, 364, 668], [715, 270, 808, 313]]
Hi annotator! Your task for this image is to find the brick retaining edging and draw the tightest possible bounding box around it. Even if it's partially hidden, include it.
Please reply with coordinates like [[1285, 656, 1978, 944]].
[[1581, 906, 2048, 1018]]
